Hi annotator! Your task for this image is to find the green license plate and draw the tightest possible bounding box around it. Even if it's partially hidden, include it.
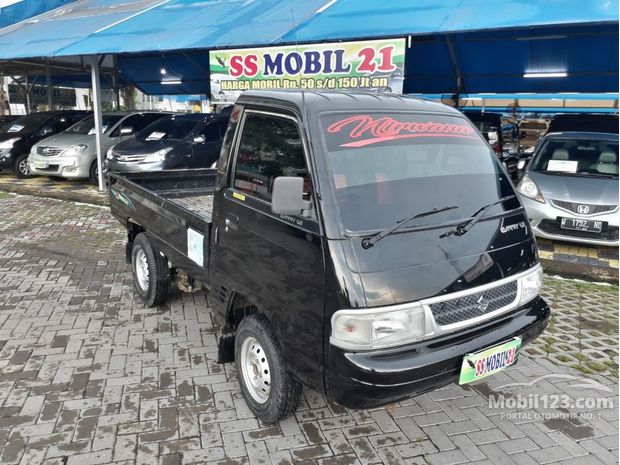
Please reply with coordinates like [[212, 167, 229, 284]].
[[459, 337, 521, 385]]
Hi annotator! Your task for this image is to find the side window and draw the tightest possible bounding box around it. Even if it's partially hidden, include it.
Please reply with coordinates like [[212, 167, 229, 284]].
[[198, 121, 223, 142], [233, 112, 311, 203]]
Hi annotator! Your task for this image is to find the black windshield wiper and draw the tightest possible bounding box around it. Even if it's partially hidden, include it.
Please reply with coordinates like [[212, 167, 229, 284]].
[[439, 195, 516, 239], [361, 205, 459, 249]]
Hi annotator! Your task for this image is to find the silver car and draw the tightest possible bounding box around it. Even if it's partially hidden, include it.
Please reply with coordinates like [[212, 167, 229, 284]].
[[28, 111, 172, 183], [517, 131, 619, 246]]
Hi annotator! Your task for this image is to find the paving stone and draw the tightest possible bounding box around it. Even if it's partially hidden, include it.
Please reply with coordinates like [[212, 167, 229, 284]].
[[0, 193, 616, 465]]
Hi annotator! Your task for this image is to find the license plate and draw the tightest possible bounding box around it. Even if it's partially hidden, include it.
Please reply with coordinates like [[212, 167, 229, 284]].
[[560, 217, 603, 233], [459, 337, 521, 385], [33, 161, 48, 169]]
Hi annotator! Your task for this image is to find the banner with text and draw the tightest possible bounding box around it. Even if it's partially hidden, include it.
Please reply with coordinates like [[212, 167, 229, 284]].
[[209, 38, 406, 104]]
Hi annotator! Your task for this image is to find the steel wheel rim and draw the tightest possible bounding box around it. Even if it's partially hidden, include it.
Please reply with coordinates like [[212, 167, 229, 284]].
[[19, 159, 30, 175], [240, 336, 271, 404], [135, 248, 149, 292]]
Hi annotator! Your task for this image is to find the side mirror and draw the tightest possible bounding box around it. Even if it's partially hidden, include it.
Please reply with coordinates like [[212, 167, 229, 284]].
[[193, 135, 206, 144], [120, 127, 133, 135], [271, 176, 310, 216]]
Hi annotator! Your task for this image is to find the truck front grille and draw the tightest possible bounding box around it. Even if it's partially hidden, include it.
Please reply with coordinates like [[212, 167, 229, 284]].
[[428, 280, 518, 326], [36, 146, 63, 157]]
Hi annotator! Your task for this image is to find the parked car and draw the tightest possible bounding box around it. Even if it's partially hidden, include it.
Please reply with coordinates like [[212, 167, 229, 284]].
[[0, 111, 89, 177], [28, 111, 173, 184], [517, 131, 618, 246], [109, 90, 549, 423], [0, 115, 20, 132], [462, 111, 518, 177], [105, 113, 229, 173], [547, 113, 619, 134]]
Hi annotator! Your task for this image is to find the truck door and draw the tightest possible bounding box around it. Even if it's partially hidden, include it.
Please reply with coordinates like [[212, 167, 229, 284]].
[[212, 109, 325, 391]]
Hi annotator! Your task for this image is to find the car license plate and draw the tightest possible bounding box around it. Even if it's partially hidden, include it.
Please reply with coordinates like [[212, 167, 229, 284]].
[[34, 161, 47, 169], [560, 217, 603, 233], [459, 337, 521, 385]]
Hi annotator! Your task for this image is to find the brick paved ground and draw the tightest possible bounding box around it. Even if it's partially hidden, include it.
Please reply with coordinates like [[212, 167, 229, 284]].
[[0, 192, 617, 465]]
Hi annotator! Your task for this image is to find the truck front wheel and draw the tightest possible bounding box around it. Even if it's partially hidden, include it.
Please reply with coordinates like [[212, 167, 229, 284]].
[[131, 234, 170, 307], [235, 314, 302, 424]]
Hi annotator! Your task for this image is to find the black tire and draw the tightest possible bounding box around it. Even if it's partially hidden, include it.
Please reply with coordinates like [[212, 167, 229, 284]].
[[131, 234, 170, 307], [88, 160, 99, 185], [235, 314, 302, 424], [14, 154, 34, 178]]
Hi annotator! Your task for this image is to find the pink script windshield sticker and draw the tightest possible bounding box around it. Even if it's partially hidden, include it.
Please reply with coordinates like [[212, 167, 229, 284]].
[[326, 115, 478, 147]]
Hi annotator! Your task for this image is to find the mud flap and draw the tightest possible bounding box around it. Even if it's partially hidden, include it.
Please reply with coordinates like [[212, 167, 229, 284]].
[[217, 333, 235, 363]]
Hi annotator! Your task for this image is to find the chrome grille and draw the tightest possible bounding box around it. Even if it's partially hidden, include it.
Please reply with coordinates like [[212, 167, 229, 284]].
[[113, 153, 147, 162], [429, 281, 518, 326], [36, 146, 63, 157], [552, 199, 617, 215]]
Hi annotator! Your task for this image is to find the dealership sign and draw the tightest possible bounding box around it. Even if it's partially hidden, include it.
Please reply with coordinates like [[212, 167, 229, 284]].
[[209, 38, 406, 103]]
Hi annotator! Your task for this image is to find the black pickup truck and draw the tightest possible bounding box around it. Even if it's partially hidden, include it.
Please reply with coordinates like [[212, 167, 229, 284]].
[[109, 90, 550, 423]]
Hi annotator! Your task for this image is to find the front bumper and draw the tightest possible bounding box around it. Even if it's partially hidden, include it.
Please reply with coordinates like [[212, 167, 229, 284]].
[[0, 149, 15, 169], [105, 159, 167, 173], [28, 153, 91, 179], [520, 196, 619, 246], [325, 296, 550, 409]]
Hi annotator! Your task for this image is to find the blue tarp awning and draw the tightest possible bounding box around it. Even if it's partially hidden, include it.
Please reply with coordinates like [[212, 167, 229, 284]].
[[0, 0, 617, 94]]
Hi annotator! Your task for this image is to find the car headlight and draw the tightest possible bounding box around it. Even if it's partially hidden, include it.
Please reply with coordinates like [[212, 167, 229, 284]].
[[0, 138, 19, 150], [142, 147, 172, 163], [518, 265, 543, 305], [106, 147, 115, 160], [517, 175, 545, 203], [331, 304, 426, 350], [517, 159, 526, 170], [61, 144, 88, 157]]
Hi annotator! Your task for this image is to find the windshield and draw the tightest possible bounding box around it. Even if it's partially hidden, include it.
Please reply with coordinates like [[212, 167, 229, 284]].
[[5, 114, 51, 133], [531, 138, 619, 178], [136, 117, 198, 141], [321, 112, 518, 233], [66, 115, 123, 135]]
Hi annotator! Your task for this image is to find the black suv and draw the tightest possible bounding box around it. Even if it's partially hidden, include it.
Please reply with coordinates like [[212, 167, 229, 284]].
[[0, 111, 90, 177]]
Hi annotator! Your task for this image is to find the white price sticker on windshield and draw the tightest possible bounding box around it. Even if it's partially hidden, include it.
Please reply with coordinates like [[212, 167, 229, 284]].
[[88, 125, 107, 135], [547, 159, 578, 173], [145, 131, 165, 141], [7, 124, 24, 133], [187, 228, 204, 267]]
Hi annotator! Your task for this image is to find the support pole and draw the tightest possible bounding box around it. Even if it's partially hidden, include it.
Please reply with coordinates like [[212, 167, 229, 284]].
[[25, 75, 31, 113], [88, 56, 105, 192], [46, 62, 53, 110], [112, 55, 121, 109]]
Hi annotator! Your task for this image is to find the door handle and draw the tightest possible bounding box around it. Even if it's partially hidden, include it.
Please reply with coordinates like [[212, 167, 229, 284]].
[[225, 214, 239, 231]]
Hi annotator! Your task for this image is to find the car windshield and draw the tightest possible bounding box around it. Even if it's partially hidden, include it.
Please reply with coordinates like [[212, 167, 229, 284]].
[[66, 115, 123, 134], [530, 138, 619, 178], [4, 114, 51, 133], [136, 117, 198, 141], [321, 112, 519, 233]]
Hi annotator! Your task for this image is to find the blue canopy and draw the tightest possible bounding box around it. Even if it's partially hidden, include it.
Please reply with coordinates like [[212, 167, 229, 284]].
[[0, 0, 617, 94]]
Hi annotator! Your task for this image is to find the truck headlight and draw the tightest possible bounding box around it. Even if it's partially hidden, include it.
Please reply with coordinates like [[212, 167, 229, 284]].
[[142, 147, 172, 163], [518, 265, 543, 305], [61, 144, 87, 157], [0, 138, 19, 150], [331, 304, 426, 350], [517, 175, 545, 203]]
